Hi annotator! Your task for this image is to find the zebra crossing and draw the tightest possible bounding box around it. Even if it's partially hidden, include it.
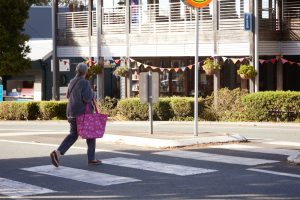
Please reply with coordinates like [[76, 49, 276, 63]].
[[1, 142, 299, 198]]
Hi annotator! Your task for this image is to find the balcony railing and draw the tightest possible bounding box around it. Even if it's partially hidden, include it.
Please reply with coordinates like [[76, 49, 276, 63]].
[[57, 1, 282, 39], [283, 1, 300, 30]]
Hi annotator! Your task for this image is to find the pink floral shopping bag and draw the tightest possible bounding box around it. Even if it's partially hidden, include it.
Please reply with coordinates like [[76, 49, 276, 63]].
[[77, 100, 108, 139]]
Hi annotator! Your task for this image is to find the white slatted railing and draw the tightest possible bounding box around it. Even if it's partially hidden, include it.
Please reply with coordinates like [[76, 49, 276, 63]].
[[283, 0, 300, 30]]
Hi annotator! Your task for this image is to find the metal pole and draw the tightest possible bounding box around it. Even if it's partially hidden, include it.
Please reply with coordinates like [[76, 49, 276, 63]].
[[96, 0, 104, 100], [148, 71, 153, 135], [126, 0, 132, 97], [194, 8, 199, 137], [52, 0, 59, 100], [254, 0, 259, 92]]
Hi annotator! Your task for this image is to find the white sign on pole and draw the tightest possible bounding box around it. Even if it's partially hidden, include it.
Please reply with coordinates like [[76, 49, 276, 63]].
[[51, 59, 70, 72]]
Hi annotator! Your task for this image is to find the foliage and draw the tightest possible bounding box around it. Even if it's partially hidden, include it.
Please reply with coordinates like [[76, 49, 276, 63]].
[[113, 66, 129, 77], [39, 101, 67, 120], [153, 98, 173, 121], [116, 98, 148, 120], [96, 96, 118, 116], [207, 88, 249, 121], [242, 91, 300, 122], [0, 0, 32, 76], [237, 64, 257, 79], [202, 58, 221, 75]]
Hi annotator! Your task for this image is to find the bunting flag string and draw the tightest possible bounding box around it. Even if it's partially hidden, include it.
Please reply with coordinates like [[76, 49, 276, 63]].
[[102, 56, 300, 73]]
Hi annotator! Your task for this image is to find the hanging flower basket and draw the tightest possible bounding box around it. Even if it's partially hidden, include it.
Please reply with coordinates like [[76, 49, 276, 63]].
[[237, 64, 257, 79], [202, 58, 221, 75], [84, 59, 103, 80], [113, 66, 129, 77], [204, 69, 216, 75]]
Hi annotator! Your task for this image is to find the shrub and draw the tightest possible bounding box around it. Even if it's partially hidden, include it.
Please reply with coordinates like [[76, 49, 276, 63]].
[[0, 102, 28, 120], [206, 88, 249, 121], [170, 97, 205, 121], [39, 101, 67, 120], [26, 102, 40, 120], [242, 91, 300, 122], [96, 96, 118, 116], [117, 98, 148, 120], [153, 98, 173, 121]]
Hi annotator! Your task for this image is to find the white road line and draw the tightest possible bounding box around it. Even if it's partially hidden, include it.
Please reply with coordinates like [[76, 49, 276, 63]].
[[0, 139, 138, 156], [22, 165, 140, 186], [154, 150, 279, 166], [263, 141, 300, 148], [0, 177, 55, 197], [211, 144, 299, 156], [102, 157, 217, 176], [247, 168, 300, 179]]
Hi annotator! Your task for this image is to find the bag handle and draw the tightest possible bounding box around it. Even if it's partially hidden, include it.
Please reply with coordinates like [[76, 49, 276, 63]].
[[85, 99, 99, 114]]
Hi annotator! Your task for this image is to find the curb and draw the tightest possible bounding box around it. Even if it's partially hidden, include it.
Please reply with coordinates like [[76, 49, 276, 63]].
[[287, 153, 300, 165], [101, 134, 247, 148]]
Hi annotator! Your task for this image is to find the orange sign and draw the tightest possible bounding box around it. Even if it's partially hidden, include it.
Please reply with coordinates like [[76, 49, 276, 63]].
[[183, 0, 213, 8]]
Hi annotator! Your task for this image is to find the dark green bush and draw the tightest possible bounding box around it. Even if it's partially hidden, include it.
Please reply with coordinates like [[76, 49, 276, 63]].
[[39, 101, 67, 120], [26, 102, 40, 120], [243, 91, 300, 122], [153, 98, 173, 121], [117, 98, 148, 120]]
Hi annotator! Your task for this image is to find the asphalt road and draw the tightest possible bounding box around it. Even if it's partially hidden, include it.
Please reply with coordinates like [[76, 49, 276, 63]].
[[0, 122, 299, 200]]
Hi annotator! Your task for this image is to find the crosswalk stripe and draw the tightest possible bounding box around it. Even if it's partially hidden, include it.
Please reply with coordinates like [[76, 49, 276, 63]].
[[0, 177, 55, 197], [102, 157, 217, 176], [263, 141, 300, 148], [247, 168, 300, 179], [22, 165, 140, 186], [154, 150, 279, 166], [211, 144, 299, 156]]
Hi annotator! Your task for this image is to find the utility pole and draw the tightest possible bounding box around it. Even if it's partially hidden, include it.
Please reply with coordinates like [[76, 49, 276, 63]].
[[52, 0, 59, 100]]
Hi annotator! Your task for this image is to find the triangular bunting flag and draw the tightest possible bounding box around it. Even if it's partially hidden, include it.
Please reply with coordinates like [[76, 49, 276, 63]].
[[281, 58, 288, 64], [151, 66, 158, 70], [289, 61, 295, 65], [238, 58, 245, 62], [115, 59, 120, 64], [167, 68, 173, 72], [270, 58, 277, 64], [231, 58, 239, 64], [160, 68, 165, 72], [181, 67, 187, 71], [143, 64, 149, 68], [187, 65, 193, 70], [175, 68, 180, 72], [259, 59, 265, 64], [222, 57, 228, 62], [136, 62, 142, 67]]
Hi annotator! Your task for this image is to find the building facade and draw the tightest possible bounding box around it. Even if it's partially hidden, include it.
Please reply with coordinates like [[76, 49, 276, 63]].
[[54, 0, 300, 98]]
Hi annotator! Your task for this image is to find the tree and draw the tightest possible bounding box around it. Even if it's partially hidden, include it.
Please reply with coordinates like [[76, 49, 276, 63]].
[[0, 0, 32, 76]]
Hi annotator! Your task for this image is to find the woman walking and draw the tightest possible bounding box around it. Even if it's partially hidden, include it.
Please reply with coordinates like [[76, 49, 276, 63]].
[[50, 63, 101, 167]]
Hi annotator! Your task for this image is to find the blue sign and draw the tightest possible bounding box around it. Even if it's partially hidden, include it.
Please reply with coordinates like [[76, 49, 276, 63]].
[[244, 13, 252, 31], [0, 85, 3, 102]]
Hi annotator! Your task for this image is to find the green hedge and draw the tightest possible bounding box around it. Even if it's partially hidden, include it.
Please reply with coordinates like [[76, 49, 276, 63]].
[[39, 101, 67, 120], [116, 97, 205, 121], [0, 91, 299, 122], [243, 91, 300, 122]]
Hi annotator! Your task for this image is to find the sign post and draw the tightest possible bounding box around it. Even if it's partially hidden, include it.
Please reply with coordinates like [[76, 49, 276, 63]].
[[140, 72, 159, 135], [181, 0, 213, 136]]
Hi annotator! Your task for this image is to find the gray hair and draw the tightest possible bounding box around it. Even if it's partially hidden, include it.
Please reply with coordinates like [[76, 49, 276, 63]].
[[75, 63, 88, 77]]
